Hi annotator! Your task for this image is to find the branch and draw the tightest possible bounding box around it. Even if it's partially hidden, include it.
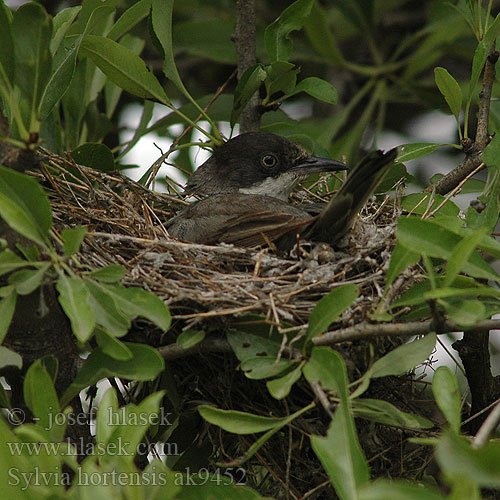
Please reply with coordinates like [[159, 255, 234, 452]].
[[453, 327, 500, 433], [473, 398, 500, 448], [158, 337, 233, 360], [313, 318, 500, 345], [429, 46, 498, 195], [157, 319, 500, 361], [234, 0, 260, 132], [475, 47, 498, 149]]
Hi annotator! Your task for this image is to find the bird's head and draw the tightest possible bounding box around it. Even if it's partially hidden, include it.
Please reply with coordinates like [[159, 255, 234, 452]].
[[186, 132, 348, 200]]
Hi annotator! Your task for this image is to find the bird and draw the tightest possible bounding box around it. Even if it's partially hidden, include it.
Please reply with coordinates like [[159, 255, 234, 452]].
[[167, 132, 397, 250]]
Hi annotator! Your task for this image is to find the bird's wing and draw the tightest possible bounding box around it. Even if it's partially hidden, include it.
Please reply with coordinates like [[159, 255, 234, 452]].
[[167, 193, 313, 248], [212, 210, 313, 248]]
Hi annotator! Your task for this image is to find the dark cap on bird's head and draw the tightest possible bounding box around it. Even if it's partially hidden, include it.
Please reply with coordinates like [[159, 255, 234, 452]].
[[185, 132, 348, 201]]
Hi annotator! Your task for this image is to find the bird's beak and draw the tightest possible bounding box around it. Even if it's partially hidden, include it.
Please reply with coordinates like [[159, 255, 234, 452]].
[[292, 155, 349, 174]]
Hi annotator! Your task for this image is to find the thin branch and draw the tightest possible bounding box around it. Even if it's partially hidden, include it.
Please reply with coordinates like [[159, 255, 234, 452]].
[[475, 47, 498, 149], [158, 337, 232, 360], [309, 380, 336, 420], [157, 319, 500, 362], [313, 318, 500, 345], [234, 0, 260, 132], [146, 69, 237, 188], [473, 399, 500, 448]]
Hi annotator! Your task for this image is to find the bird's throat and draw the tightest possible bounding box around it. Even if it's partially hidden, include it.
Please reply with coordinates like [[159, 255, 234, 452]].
[[238, 171, 306, 201]]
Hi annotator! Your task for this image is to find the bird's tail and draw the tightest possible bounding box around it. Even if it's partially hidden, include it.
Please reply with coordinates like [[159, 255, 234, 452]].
[[305, 148, 398, 245]]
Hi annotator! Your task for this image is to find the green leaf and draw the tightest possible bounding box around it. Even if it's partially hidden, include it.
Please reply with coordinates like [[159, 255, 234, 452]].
[[61, 226, 88, 257], [105, 34, 145, 118], [107, 0, 151, 41], [436, 431, 500, 488], [198, 406, 288, 434], [61, 343, 164, 406], [0, 291, 17, 344], [353, 398, 433, 429], [370, 333, 436, 379], [96, 387, 119, 445], [264, 61, 298, 98], [8, 265, 49, 295], [0, 0, 14, 88], [396, 217, 499, 281], [468, 13, 500, 102], [397, 143, 449, 162], [16, 243, 40, 262], [103, 391, 165, 463], [391, 277, 497, 308], [80, 34, 169, 103], [88, 264, 125, 283], [266, 363, 304, 400], [12, 2, 52, 127], [430, 215, 500, 260], [385, 242, 420, 290], [305, 348, 369, 499], [24, 360, 62, 441], [227, 331, 297, 379], [151, 0, 184, 93], [307, 284, 359, 338], [425, 286, 500, 300], [0, 346, 22, 370], [445, 227, 488, 286], [95, 327, 133, 361], [84, 280, 130, 337], [240, 357, 295, 380], [442, 298, 487, 328], [285, 77, 338, 105], [71, 142, 115, 172], [0, 165, 53, 247], [265, 0, 314, 62], [304, 1, 344, 65], [40, 26, 84, 118], [200, 402, 314, 467], [231, 64, 266, 127], [482, 133, 500, 168], [432, 366, 461, 433], [434, 67, 462, 120], [176, 329, 205, 350], [102, 283, 171, 331], [358, 480, 445, 500], [56, 275, 95, 342], [0, 249, 30, 276], [50, 6, 81, 54], [227, 331, 281, 361]]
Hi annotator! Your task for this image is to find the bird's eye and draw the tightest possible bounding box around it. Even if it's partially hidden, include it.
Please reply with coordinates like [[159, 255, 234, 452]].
[[261, 154, 278, 168]]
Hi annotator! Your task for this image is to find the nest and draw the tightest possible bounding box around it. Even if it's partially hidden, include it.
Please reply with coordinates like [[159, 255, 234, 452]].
[[32, 149, 435, 498], [35, 149, 401, 331]]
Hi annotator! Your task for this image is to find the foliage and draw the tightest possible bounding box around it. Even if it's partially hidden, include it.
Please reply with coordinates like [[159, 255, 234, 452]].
[[0, 0, 500, 499]]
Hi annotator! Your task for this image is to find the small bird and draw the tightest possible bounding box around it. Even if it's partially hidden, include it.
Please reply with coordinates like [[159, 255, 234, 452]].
[[167, 132, 397, 250]]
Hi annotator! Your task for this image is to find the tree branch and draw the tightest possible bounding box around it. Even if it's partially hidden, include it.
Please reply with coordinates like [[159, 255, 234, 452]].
[[234, 0, 261, 132], [157, 319, 500, 360], [313, 318, 500, 345]]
